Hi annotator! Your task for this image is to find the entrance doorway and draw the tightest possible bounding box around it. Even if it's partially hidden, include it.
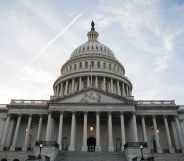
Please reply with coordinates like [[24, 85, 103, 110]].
[[87, 137, 96, 152]]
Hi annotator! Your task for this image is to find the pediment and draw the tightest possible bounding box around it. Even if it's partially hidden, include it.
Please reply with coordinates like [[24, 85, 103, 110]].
[[49, 88, 136, 105]]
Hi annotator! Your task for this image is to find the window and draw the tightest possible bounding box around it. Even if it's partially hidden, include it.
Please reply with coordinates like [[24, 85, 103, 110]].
[[91, 61, 94, 68], [74, 64, 76, 70], [85, 62, 88, 68], [114, 65, 115, 71], [79, 62, 82, 69], [70, 66, 72, 71], [103, 62, 106, 69], [109, 64, 111, 70], [97, 62, 100, 68]]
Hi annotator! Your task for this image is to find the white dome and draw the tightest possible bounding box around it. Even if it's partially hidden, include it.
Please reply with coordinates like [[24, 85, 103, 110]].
[[70, 41, 116, 59], [70, 28, 116, 59]]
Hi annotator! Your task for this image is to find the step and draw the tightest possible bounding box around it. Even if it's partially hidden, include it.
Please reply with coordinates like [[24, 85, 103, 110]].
[[55, 152, 128, 161]]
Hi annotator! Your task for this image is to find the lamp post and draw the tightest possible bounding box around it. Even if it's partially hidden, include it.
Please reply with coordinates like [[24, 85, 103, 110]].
[[38, 143, 43, 160], [140, 144, 146, 161]]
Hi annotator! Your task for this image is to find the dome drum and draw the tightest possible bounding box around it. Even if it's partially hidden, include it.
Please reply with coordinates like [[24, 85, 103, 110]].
[[53, 75, 132, 98]]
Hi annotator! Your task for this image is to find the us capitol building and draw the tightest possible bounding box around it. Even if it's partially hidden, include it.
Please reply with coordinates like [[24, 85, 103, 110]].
[[0, 22, 184, 161]]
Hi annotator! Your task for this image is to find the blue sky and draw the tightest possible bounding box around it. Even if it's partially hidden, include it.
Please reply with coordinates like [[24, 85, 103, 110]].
[[0, 0, 184, 105]]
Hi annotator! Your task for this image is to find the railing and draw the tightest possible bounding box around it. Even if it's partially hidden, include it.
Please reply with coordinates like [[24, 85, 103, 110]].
[[175, 149, 182, 153], [0, 104, 7, 108], [15, 147, 22, 151], [147, 157, 155, 161], [3, 147, 10, 151], [35, 141, 59, 148], [137, 100, 175, 105], [132, 157, 137, 161], [27, 155, 37, 160], [10, 99, 47, 105], [124, 142, 147, 149]]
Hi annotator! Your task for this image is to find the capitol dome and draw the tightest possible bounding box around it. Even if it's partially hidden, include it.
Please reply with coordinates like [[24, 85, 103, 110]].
[[70, 31, 116, 59], [53, 21, 133, 98]]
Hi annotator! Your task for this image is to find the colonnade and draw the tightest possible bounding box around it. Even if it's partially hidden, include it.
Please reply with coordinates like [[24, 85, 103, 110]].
[[54, 76, 132, 97], [0, 112, 184, 153]]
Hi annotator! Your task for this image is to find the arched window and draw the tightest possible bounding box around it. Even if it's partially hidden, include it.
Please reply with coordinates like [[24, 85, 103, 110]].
[[91, 61, 94, 68], [74, 64, 76, 70], [103, 62, 106, 69], [79, 62, 82, 69], [97, 62, 100, 68], [85, 62, 88, 68], [109, 64, 111, 70]]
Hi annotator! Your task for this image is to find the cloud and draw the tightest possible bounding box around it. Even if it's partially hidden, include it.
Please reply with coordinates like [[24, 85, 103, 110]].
[[3, 8, 87, 89]]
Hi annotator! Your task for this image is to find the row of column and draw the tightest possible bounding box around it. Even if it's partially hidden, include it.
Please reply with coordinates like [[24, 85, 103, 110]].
[[54, 76, 132, 97], [141, 115, 184, 153], [1, 113, 184, 153], [57, 112, 184, 153], [0, 114, 35, 151]]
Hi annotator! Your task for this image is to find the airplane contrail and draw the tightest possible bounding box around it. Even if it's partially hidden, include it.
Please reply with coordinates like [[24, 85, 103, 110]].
[[4, 9, 88, 89]]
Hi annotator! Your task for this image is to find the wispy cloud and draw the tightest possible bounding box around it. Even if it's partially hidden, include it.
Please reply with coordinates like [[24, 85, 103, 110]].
[[3, 8, 88, 89]]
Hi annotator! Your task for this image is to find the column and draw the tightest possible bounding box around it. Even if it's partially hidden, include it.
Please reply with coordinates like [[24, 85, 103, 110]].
[[10, 115, 22, 151], [64, 80, 68, 95], [22, 115, 32, 151], [175, 116, 184, 153], [69, 112, 76, 151], [129, 89, 132, 96], [163, 116, 175, 153], [79, 77, 82, 90], [56, 86, 58, 96], [0, 114, 11, 151], [117, 80, 121, 96], [72, 78, 75, 93], [95, 76, 98, 88], [87, 76, 90, 88], [120, 112, 125, 151], [45, 112, 52, 141], [95, 112, 101, 151], [107, 82, 111, 92], [103, 77, 106, 91], [141, 115, 147, 143], [82, 112, 88, 151], [108, 112, 114, 151], [110, 79, 113, 93], [152, 116, 163, 153], [126, 85, 129, 96], [171, 120, 180, 149], [57, 85, 60, 96], [59, 82, 63, 96], [132, 112, 138, 142], [58, 112, 64, 151], [36, 115, 43, 142], [122, 83, 125, 97]]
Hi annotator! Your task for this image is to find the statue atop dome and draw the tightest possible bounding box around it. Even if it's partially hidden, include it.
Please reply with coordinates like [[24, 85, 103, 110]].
[[91, 21, 95, 31]]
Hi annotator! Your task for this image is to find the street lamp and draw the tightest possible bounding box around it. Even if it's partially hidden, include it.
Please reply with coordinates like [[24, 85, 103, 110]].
[[38, 143, 43, 160], [139, 144, 146, 161]]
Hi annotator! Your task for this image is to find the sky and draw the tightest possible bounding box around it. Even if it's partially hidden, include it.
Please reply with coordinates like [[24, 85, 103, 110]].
[[0, 0, 184, 105]]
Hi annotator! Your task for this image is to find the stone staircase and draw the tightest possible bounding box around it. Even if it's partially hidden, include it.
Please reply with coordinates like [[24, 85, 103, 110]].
[[54, 151, 128, 161], [151, 153, 184, 161]]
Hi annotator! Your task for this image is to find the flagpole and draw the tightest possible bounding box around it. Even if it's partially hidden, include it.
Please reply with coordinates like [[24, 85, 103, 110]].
[[90, 62, 92, 87]]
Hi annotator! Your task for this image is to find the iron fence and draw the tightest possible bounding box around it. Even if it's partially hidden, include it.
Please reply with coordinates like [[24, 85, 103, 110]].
[[35, 140, 59, 148]]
